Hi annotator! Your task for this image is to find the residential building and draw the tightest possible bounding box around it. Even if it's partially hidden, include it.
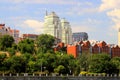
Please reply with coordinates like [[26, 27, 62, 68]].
[[10, 29, 20, 43], [61, 18, 72, 44], [67, 40, 120, 58], [0, 24, 20, 43], [21, 34, 38, 40], [118, 28, 120, 46], [43, 12, 72, 44], [0, 24, 11, 35], [44, 12, 61, 39]]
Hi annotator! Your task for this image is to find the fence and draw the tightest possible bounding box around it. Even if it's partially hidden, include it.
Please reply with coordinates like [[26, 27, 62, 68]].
[[0, 73, 120, 80]]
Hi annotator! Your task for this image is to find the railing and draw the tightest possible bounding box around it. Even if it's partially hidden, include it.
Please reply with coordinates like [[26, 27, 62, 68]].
[[0, 73, 120, 77], [0, 73, 120, 80]]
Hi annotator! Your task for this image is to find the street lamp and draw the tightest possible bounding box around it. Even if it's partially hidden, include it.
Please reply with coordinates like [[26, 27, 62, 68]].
[[70, 70, 71, 75]]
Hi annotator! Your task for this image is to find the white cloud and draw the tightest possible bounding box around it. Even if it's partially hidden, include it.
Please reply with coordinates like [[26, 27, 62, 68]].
[[99, 0, 120, 31], [107, 9, 120, 19], [99, 0, 120, 11], [107, 9, 120, 30], [24, 19, 44, 34]]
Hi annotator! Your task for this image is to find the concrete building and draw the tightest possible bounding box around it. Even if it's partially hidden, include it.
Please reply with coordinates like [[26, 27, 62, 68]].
[[118, 28, 120, 46], [72, 32, 88, 42], [61, 18, 72, 44], [21, 34, 38, 40], [10, 29, 19, 43], [44, 12, 61, 39], [0, 24, 20, 43], [0, 24, 11, 35], [44, 12, 72, 44]]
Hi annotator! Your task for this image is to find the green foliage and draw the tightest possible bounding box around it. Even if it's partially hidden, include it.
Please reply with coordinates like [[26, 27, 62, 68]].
[[18, 39, 35, 54], [4, 55, 27, 73], [0, 35, 14, 51], [88, 54, 113, 74], [54, 65, 65, 74], [6, 48, 16, 56], [111, 57, 120, 74], [78, 53, 90, 71], [36, 34, 55, 53], [0, 53, 7, 71]]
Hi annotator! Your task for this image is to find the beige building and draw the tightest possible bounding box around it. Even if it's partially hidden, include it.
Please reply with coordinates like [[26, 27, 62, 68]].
[[0, 24, 20, 43], [44, 12, 61, 39], [0, 24, 10, 35], [118, 28, 120, 46], [44, 12, 72, 44], [61, 18, 72, 44]]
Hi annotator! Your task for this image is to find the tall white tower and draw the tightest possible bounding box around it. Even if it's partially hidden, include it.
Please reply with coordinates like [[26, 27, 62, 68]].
[[43, 12, 72, 44], [61, 18, 72, 44], [118, 28, 120, 46], [44, 12, 61, 39]]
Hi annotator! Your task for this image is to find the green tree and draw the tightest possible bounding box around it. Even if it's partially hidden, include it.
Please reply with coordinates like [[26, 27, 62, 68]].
[[5, 55, 27, 73], [0, 53, 7, 72], [34, 53, 48, 73], [0, 35, 14, 51], [88, 53, 115, 74], [44, 53, 57, 73], [111, 57, 120, 74], [36, 34, 55, 53], [18, 39, 35, 54], [54, 65, 65, 74], [55, 53, 76, 74], [78, 53, 90, 72]]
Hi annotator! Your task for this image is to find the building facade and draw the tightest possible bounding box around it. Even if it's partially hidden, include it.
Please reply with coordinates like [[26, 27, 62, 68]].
[[44, 12, 61, 39], [44, 12, 72, 44], [21, 34, 38, 40], [72, 32, 88, 42], [61, 18, 72, 44], [67, 40, 120, 58], [0, 24, 11, 35], [10, 29, 19, 43], [0, 24, 20, 43], [118, 28, 120, 46]]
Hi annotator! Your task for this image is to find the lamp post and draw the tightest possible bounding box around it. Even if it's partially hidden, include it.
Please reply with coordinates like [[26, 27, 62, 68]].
[[43, 67, 46, 71], [41, 60, 42, 73], [70, 70, 71, 75]]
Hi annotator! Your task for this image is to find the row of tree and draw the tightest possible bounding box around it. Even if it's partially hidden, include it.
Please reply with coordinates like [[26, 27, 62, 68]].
[[0, 34, 120, 75]]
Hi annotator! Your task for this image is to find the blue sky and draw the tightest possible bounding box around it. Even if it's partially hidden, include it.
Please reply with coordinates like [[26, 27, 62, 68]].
[[0, 0, 120, 44]]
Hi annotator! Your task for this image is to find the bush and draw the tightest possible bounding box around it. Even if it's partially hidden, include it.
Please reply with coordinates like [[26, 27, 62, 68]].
[[7, 48, 15, 56], [80, 71, 88, 76]]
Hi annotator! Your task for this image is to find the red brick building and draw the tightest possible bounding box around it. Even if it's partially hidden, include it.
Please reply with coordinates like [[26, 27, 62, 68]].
[[66, 41, 120, 58]]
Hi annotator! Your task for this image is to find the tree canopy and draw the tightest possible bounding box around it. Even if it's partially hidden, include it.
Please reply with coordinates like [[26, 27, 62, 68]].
[[0, 35, 14, 51], [36, 34, 55, 53], [18, 39, 35, 54]]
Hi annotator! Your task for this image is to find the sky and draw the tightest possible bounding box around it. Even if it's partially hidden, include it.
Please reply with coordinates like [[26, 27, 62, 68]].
[[0, 0, 120, 44]]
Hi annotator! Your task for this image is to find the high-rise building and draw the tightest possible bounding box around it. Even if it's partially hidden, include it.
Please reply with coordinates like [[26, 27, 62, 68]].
[[44, 12, 61, 39], [72, 32, 88, 42], [118, 28, 120, 46], [61, 18, 72, 44], [44, 12, 72, 44]]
